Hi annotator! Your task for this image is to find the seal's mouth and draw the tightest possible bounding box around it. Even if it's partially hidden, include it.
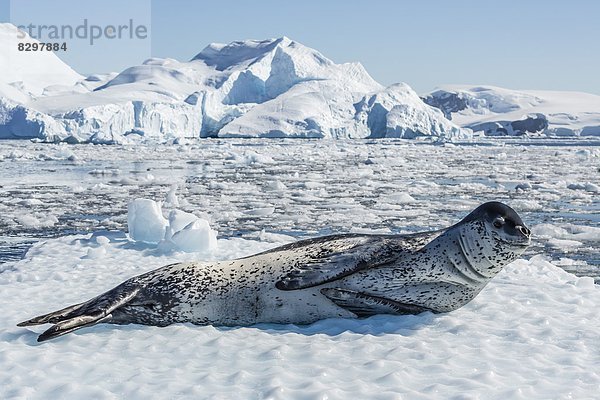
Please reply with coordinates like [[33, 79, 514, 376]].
[[492, 232, 531, 248], [508, 240, 531, 248]]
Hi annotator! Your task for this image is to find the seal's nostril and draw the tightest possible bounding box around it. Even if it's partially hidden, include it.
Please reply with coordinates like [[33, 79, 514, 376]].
[[519, 226, 531, 236]]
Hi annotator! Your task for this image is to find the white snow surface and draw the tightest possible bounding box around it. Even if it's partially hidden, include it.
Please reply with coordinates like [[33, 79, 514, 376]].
[[424, 85, 600, 137], [0, 27, 468, 142], [0, 138, 599, 398], [1, 231, 599, 399]]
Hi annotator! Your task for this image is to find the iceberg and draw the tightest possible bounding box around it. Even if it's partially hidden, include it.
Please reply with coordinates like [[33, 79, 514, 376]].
[[0, 25, 468, 142], [423, 85, 600, 137]]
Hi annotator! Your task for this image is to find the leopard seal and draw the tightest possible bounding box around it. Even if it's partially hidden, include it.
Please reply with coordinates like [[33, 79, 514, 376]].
[[19, 201, 530, 342]]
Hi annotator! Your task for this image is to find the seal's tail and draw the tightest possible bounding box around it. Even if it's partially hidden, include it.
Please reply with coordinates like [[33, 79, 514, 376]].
[[18, 284, 140, 342]]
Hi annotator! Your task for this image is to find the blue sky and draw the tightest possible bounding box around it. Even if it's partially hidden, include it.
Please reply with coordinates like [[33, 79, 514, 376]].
[[2, 0, 599, 94]]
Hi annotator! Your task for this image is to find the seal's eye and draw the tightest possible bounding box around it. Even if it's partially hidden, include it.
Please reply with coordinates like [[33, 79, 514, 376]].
[[493, 217, 504, 228]]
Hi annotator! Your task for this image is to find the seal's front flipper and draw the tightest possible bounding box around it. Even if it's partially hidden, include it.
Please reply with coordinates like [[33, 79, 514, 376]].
[[320, 288, 433, 317], [276, 236, 408, 291], [18, 283, 140, 342]]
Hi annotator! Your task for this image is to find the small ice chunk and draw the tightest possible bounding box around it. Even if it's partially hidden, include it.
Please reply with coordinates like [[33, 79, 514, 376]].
[[165, 185, 180, 208], [575, 277, 595, 289], [533, 223, 600, 241], [385, 193, 416, 204], [243, 151, 274, 165], [257, 230, 295, 243], [303, 181, 322, 189], [244, 207, 275, 216], [515, 182, 532, 191], [95, 236, 110, 246], [171, 219, 217, 253], [567, 183, 586, 190], [510, 199, 543, 211], [167, 209, 199, 237], [265, 180, 287, 191], [567, 182, 599, 192], [85, 246, 107, 259], [575, 149, 591, 159], [533, 224, 568, 239], [19, 198, 43, 206], [546, 238, 582, 249], [584, 183, 599, 193], [127, 199, 168, 244], [71, 185, 86, 193]]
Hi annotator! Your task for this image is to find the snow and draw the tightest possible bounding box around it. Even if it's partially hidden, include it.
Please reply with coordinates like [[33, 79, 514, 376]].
[[1, 231, 599, 399], [423, 85, 600, 137], [0, 137, 599, 398], [0, 26, 467, 142]]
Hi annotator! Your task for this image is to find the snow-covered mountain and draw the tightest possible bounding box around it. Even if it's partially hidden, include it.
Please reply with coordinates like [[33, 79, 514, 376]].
[[0, 23, 85, 139], [423, 85, 600, 137], [0, 25, 467, 143], [0, 23, 82, 102]]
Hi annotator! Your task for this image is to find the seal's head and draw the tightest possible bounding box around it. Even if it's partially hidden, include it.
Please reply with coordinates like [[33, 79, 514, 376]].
[[449, 201, 531, 280], [464, 201, 531, 249]]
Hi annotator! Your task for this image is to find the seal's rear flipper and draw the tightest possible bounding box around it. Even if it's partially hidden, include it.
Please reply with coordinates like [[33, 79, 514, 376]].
[[18, 284, 140, 342], [17, 302, 87, 327], [320, 288, 433, 317], [37, 314, 113, 342]]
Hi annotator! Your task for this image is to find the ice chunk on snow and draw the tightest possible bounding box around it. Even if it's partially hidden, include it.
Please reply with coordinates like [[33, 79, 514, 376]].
[[167, 207, 218, 253], [127, 199, 168, 244], [227, 150, 275, 165], [166, 209, 199, 238], [95, 236, 110, 246], [170, 218, 217, 253], [265, 180, 287, 191], [85, 246, 107, 259], [128, 197, 218, 252], [576, 276, 595, 289]]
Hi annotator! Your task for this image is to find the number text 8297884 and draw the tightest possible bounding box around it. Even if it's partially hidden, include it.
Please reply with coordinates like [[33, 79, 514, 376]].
[[17, 42, 68, 51]]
